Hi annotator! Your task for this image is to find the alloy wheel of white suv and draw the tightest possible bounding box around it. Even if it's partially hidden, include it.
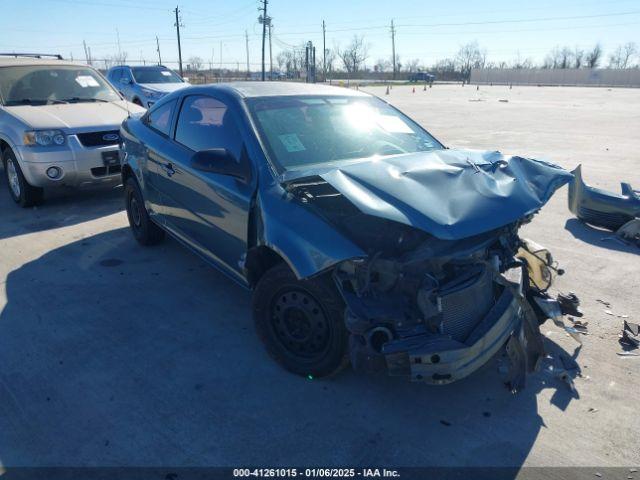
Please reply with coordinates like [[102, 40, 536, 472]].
[[2, 149, 44, 207]]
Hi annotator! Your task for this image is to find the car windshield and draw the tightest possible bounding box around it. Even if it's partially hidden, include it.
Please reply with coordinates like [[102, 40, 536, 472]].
[[0, 65, 120, 106], [247, 95, 443, 172], [132, 67, 183, 84]]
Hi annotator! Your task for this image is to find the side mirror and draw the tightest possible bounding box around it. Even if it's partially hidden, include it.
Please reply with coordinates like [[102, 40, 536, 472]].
[[191, 148, 251, 183]]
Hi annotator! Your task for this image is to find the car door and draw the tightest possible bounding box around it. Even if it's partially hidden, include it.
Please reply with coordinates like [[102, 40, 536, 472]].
[[138, 98, 179, 220], [154, 94, 254, 282], [116, 68, 134, 101]]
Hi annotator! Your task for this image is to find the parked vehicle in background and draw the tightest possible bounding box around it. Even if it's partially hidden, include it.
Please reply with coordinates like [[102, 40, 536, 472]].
[[119, 82, 575, 389], [107, 65, 189, 108], [0, 54, 144, 207], [409, 72, 435, 83]]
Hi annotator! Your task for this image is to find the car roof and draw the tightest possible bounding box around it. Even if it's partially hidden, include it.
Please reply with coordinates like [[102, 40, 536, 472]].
[[110, 65, 169, 70], [213, 81, 371, 99], [0, 57, 80, 68]]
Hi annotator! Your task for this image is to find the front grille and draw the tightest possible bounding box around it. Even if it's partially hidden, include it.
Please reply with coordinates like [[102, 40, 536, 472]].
[[77, 130, 120, 148], [91, 165, 121, 177], [440, 267, 495, 342], [578, 206, 633, 230]]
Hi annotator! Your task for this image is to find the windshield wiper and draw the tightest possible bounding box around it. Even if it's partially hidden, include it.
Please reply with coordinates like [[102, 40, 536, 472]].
[[62, 97, 109, 103], [5, 99, 70, 106]]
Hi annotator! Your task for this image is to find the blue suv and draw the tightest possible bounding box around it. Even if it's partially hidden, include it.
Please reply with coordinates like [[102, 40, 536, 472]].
[[106, 65, 188, 108]]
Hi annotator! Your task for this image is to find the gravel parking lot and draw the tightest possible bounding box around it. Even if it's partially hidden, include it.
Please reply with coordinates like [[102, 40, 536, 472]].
[[0, 84, 638, 469]]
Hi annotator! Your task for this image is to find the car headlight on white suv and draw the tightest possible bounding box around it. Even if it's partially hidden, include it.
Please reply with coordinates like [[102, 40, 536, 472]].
[[23, 130, 66, 147]]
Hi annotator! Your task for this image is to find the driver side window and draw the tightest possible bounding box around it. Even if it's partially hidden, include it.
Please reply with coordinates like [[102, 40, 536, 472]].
[[174, 95, 243, 159]]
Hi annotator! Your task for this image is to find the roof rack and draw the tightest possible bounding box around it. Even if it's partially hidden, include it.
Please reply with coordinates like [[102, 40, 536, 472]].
[[0, 53, 63, 60]]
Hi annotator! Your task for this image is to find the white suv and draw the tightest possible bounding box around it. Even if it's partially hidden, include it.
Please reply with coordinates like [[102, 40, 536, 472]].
[[0, 55, 144, 207]]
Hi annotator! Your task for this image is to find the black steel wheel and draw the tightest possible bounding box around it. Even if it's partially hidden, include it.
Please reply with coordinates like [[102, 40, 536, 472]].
[[252, 263, 348, 378], [125, 176, 165, 246]]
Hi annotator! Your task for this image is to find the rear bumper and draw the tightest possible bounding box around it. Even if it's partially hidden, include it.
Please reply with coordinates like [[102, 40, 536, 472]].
[[16, 135, 121, 188]]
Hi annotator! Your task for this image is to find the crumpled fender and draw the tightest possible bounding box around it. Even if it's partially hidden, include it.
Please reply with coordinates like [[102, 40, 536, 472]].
[[256, 183, 366, 279]]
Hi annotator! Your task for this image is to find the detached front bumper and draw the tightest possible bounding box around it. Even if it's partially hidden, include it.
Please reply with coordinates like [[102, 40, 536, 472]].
[[568, 164, 640, 230], [16, 134, 122, 189]]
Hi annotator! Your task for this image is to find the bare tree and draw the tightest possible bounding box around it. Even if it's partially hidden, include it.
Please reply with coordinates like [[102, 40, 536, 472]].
[[324, 48, 337, 73], [455, 41, 486, 81], [621, 42, 637, 68], [585, 44, 602, 68], [276, 46, 306, 78], [337, 35, 369, 73], [188, 56, 203, 71], [104, 51, 128, 68], [559, 47, 573, 69], [573, 47, 584, 68], [542, 46, 561, 69], [405, 58, 422, 72], [608, 43, 637, 69], [511, 51, 533, 69], [374, 58, 391, 72]]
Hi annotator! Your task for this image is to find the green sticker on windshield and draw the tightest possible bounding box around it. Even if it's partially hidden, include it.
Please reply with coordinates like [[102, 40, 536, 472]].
[[278, 134, 305, 152]]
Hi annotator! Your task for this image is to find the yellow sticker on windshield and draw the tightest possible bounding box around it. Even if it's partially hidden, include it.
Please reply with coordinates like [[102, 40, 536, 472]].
[[278, 134, 305, 152]]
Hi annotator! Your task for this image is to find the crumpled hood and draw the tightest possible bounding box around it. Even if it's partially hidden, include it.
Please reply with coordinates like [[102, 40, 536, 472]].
[[139, 82, 189, 94], [283, 149, 573, 240], [6, 100, 144, 131]]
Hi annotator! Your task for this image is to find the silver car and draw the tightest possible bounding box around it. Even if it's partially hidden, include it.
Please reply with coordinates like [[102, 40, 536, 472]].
[[106, 65, 189, 109], [0, 55, 145, 207]]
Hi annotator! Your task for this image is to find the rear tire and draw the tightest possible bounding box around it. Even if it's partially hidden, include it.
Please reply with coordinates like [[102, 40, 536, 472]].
[[2, 149, 44, 207], [252, 263, 349, 378], [125, 176, 165, 246]]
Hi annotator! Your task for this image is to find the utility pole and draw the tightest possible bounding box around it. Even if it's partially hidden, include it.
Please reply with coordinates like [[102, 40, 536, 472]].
[[268, 21, 273, 80], [390, 19, 397, 80], [259, 0, 268, 81], [156, 36, 162, 65], [245, 30, 250, 78], [83, 40, 89, 65], [87, 46, 92, 65], [174, 5, 184, 77], [322, 20, 326, 82], [116, 28, 122, 64]]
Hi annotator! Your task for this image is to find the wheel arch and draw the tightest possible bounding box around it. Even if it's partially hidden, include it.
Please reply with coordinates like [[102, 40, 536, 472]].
[[245, 245, 288, 289]]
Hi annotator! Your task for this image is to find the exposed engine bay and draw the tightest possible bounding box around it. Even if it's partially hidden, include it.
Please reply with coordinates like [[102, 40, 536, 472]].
[[286, 175, 580, 391]]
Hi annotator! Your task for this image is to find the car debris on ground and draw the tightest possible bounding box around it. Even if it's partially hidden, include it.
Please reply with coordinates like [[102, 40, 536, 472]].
[[568, 164, 640, 234], [620, 320, 639, 350]]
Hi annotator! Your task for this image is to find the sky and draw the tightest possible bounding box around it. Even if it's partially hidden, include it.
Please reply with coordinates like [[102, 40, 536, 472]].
[[2, 0, 639, 71]]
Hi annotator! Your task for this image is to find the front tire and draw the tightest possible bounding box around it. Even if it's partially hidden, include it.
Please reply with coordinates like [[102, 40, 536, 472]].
[[125, 176, 165, 245], [2, 149, 43, 207], [252, 263, 349, 378]]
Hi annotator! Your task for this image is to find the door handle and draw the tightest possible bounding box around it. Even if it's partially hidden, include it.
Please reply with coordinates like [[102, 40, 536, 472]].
[[163, 162, 175, 177]]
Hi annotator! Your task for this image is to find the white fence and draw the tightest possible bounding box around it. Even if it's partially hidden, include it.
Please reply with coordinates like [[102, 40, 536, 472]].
[[470, 68, 640, 87]]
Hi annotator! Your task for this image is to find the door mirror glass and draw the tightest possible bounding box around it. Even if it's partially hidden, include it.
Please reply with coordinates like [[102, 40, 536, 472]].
[[191, 148, 250, 182]]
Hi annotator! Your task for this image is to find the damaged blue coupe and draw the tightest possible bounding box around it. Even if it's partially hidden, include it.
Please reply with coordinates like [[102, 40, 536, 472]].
[[119, 82, 575, 390]]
